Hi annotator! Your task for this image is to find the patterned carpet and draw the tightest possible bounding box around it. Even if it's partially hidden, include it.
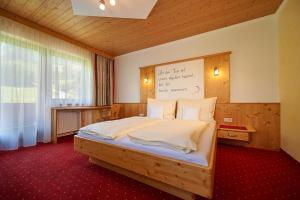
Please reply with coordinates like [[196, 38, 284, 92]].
[[0, 136, 299, 200]]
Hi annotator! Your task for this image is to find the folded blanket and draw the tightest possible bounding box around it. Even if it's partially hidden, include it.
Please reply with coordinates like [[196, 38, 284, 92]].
[[79, 117, 158, 140], [128, 120, 208, 153]]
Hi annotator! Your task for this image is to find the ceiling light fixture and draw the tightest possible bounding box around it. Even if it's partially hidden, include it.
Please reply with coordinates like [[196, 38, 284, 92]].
[[110, 0, 116, 6], [99, 0, 105, 11]]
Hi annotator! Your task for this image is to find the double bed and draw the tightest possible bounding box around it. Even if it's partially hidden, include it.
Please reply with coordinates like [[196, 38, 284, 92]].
[[74, 98, 217, 199]]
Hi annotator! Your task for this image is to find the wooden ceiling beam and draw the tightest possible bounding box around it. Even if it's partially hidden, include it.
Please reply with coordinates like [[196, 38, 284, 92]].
[[0, 8, 113, 59]]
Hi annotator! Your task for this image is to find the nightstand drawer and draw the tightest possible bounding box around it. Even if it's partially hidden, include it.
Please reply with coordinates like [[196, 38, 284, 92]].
[[218, 130, 249, 141]]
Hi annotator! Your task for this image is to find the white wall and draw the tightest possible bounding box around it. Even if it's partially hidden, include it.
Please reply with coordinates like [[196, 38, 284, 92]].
[[278, 0, 300, 162], [114, 15, 279, 103]]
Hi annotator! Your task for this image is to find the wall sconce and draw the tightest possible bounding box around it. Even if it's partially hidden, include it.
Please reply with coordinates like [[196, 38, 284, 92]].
[[214, 67, 219, 76], [144, 76, 151, 84], [144, 77, 149, 84]]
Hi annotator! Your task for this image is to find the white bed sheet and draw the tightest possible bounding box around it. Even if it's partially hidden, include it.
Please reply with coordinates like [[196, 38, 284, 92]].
[[79, 116, 159, 139], [77, 119, 216, 167]]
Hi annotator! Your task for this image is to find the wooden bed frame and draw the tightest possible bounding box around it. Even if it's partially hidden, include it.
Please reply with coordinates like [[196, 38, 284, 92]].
[[72, 52, 228, 199], [74, 128, 217, 200]]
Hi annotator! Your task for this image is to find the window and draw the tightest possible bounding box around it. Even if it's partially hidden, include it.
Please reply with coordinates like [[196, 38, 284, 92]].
[[0, 32, 93, 106], [50, 53, 93, 106], [0, 36, 40, 104], [0, 16, 94, 149]]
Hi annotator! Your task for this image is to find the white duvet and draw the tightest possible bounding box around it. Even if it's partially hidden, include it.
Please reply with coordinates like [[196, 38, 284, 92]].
[[128, 120, 209, 153], [79, 117, 158, 139]]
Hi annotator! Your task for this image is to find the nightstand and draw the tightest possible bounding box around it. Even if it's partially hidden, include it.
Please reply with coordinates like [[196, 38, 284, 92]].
[[217, 125, 256, 142]]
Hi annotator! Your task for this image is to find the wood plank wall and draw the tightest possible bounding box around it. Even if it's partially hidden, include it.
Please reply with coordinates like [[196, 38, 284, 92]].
[[118, 51, 280, 151], [215, 103, 280, 150], [204, 54, 230, 103], [140, 66, 155, 103], [118, 103, 280, 150], [139, 52, 230, 103], [119, 103, 147, 118]]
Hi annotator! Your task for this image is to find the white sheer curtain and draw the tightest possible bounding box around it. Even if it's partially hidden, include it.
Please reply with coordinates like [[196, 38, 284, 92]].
[[0, 16, 93, 150]]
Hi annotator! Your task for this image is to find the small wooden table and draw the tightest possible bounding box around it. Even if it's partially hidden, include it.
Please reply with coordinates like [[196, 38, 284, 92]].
[[51, 106, 112, 143], [217, 125, 256, 142]]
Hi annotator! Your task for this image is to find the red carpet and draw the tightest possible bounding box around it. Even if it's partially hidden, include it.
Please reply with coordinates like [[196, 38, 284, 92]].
[[0, 136, 299, 200]]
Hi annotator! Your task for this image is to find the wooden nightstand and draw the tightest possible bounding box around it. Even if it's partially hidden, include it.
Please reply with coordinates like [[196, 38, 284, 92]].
[[217, 125, 256, 142]]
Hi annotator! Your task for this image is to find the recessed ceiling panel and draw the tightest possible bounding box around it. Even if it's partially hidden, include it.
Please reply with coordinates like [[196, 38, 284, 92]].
[[71, 0, 158, 19]]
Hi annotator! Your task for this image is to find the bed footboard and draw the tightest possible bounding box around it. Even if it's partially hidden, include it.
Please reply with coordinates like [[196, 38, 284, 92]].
[[89, 156, 196, 200], [74, 133, 216, 199]]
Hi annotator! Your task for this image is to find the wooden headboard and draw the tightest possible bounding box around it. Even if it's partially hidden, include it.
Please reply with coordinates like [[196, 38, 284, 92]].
[[140, 51, 231, 103], [121, 51, 280, 151]]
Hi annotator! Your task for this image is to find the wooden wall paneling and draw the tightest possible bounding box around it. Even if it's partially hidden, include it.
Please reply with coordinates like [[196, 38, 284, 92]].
[[80, 110, 93, 127], [140, 66, 155, 103], [91, 107, 111, 123], [136, 52, 279, 150], [204, 53, 230, 103], [80, 109, 112, 126], [119, 103, 147, 118], [139, 52, 230, 103], [51, 109, 57, 143], [0, 1, 283, 56], [118, 103, 280, 151], [91, 110, 101, 123], [215, 103, 280, 150]]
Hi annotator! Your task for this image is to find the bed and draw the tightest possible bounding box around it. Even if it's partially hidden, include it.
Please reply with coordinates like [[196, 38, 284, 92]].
[[74, 116, 217, 199]]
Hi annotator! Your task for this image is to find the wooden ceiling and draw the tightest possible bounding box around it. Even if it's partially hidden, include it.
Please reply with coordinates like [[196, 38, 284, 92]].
[[0, 0, 283, 57]]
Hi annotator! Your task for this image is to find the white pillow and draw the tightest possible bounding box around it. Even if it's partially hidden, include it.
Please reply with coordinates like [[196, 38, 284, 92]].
[[181, 106, 201, 120], [147, 104, 164, 119], [147, 98, 176, 120], [177, 97, 217, 121]]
